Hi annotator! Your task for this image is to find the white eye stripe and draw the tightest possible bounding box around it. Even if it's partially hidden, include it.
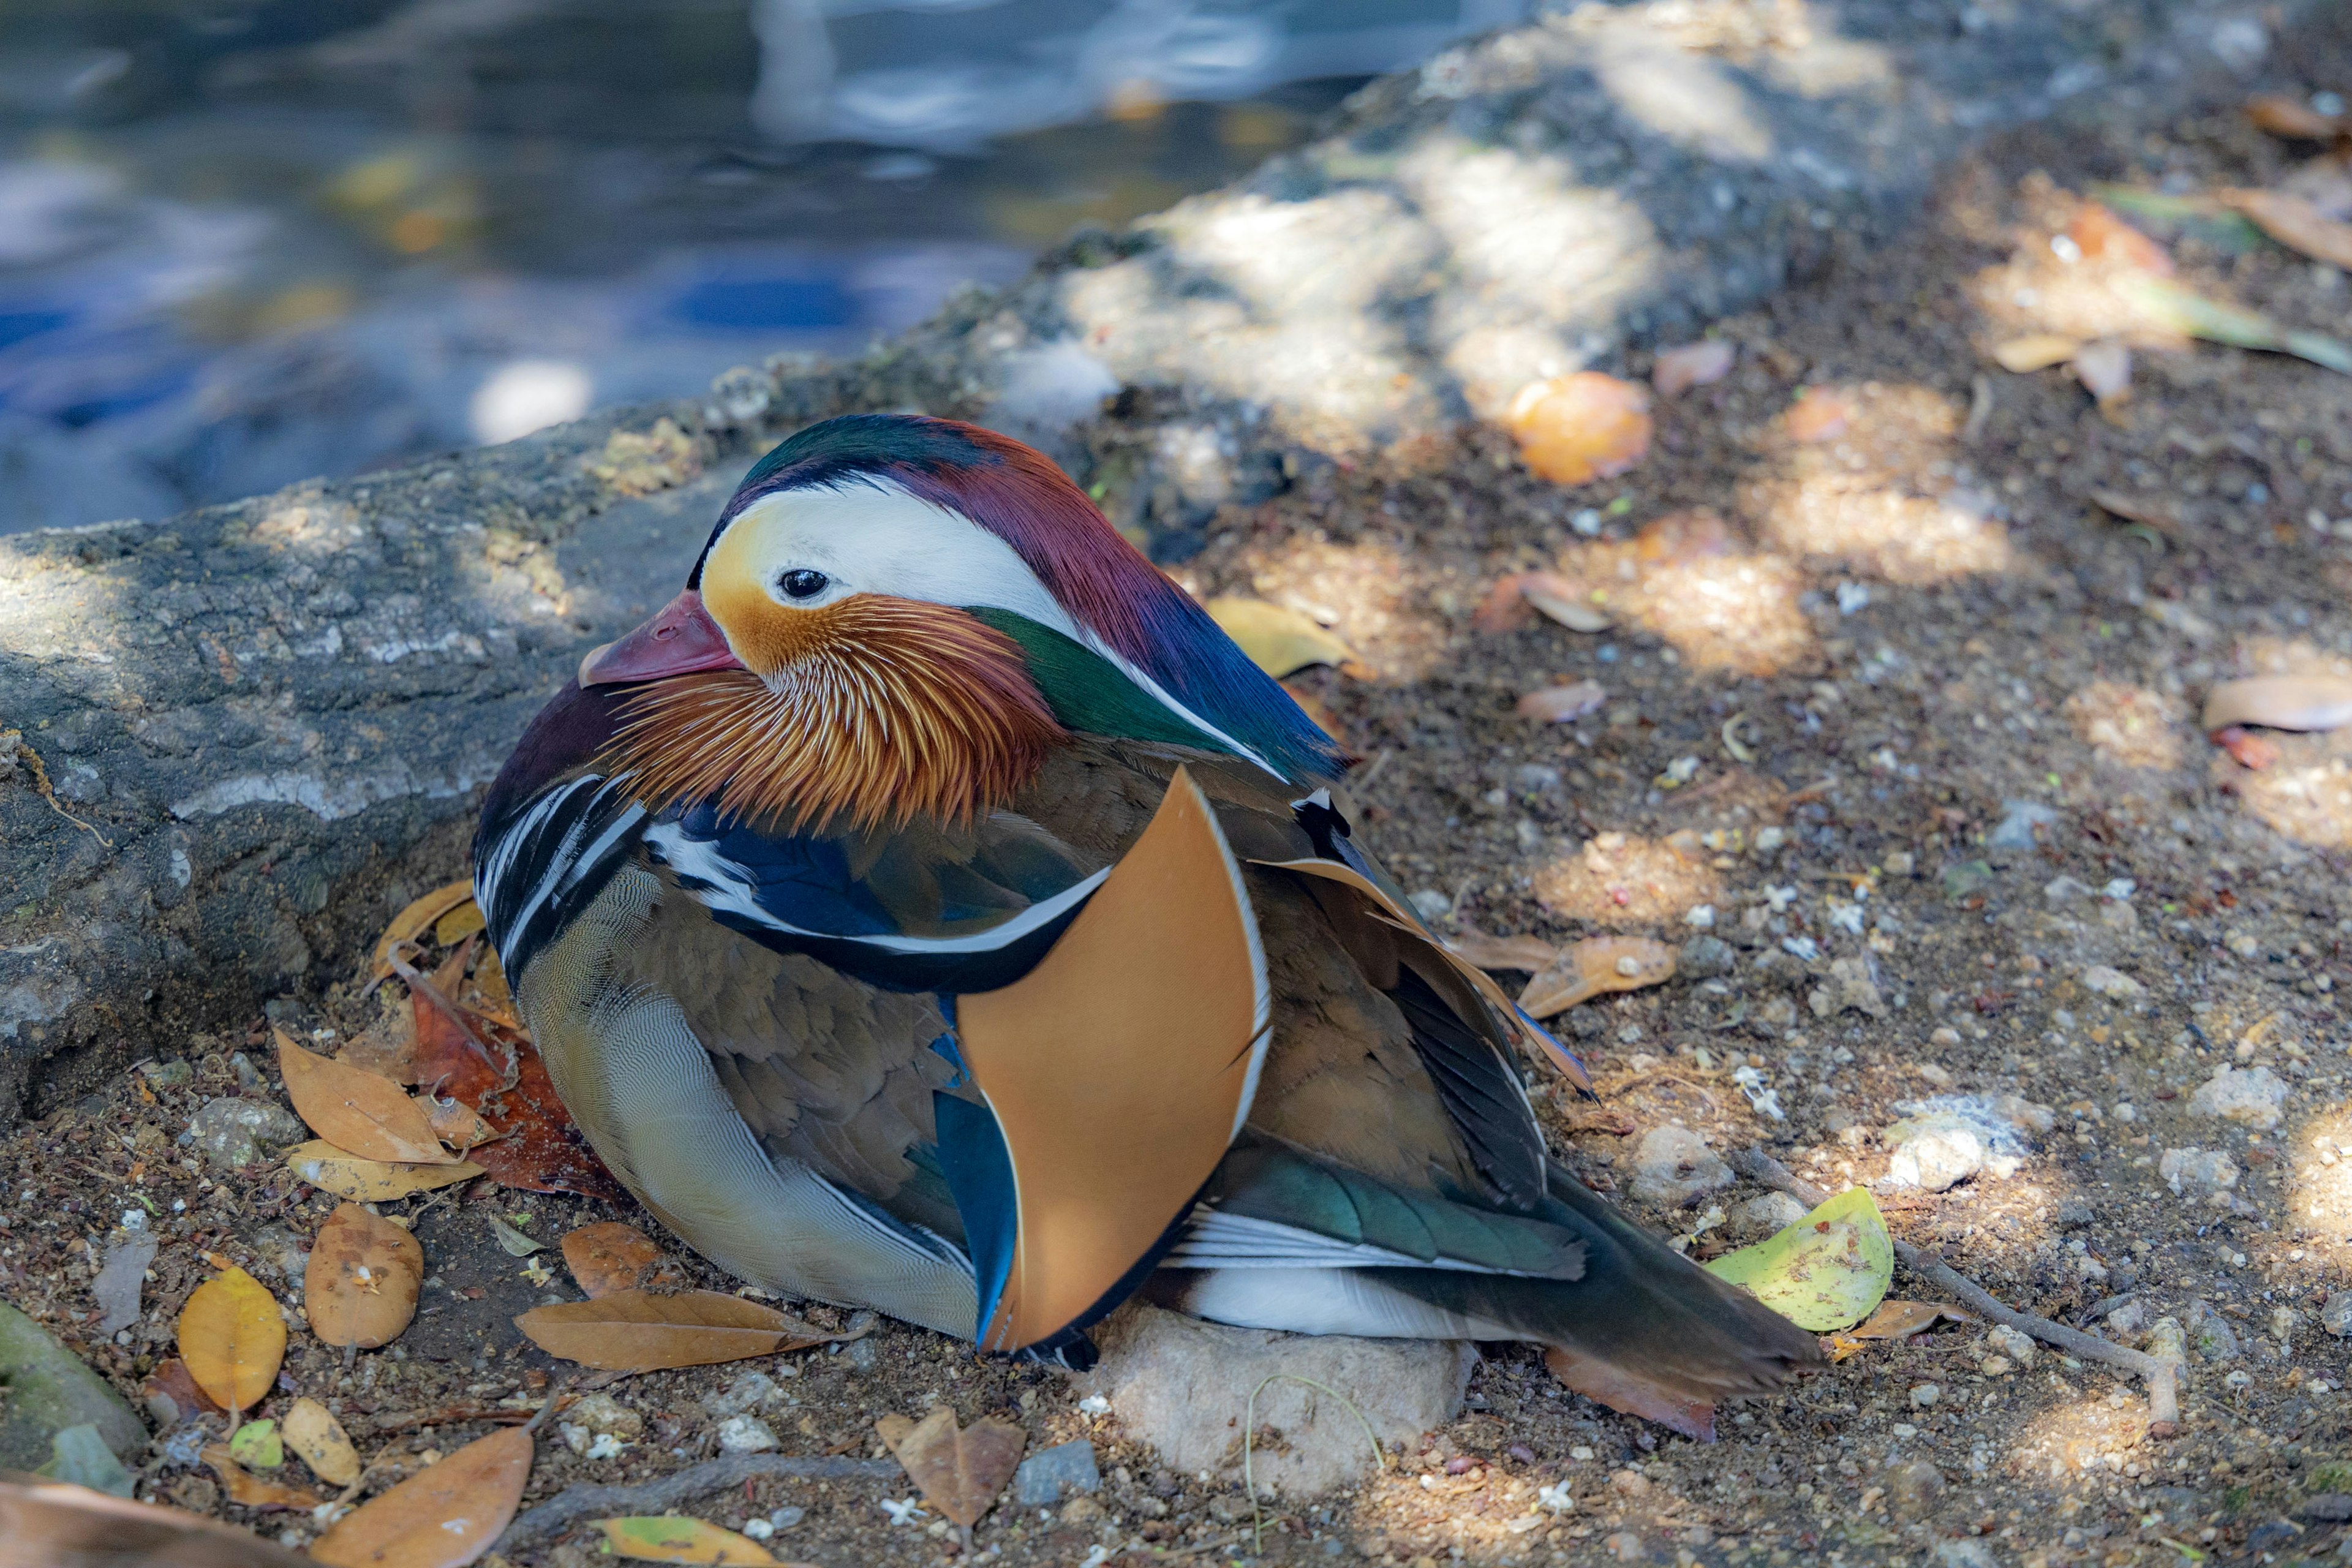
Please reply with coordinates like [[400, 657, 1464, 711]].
[[717, 477, 1281, 778]]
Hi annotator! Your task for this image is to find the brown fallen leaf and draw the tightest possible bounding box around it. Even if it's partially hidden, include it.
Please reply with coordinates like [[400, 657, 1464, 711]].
[[471, 946, 518, 1025], [1652, 339, 1735, 398], [1782, 386, 1850, 444], [2217, 188, 2352, 270], [285, 1140, 484, 1202], [1991, 333, 2081, 372], [407, 981, 625, 1202], [1518, 572, 1611, 633], [277, 1028, 456, 1166], [2212, 725, 2283, 771], [2247, 94, 2348, 142], [1515, 681, 1608, 724], [875, 1406, 1025, 1531], [372, 878, 479, 979], [0, 1477, 315, 1567], [309, 1425, 532, 1568], [561, 1221, 677, 1299], [1519, 935, 1678, 1019], [1444, 928, 1561, 973], [202, 1446, 321, 1511], [2203, 674, 2352, 733], [2087, 489, 2184, 539], [178, 1267, 285, 1419], [2065, 202, 2174, 274], [1849, 1299, 1973, 1340], [1507, 372, 1653, 486], [340, 1008, 419, 1084], [426, 1095, 499, 1153], [1471, 575, 1536, 634], [515, 1289, 838, 1372], [306, 1202, 426, 1349], [283, 1396, 363, 1488], [140, 1357, 225, 1425]]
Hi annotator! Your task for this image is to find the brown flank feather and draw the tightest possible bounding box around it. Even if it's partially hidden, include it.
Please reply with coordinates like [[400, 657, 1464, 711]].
[[601, 596, 1064, 831]]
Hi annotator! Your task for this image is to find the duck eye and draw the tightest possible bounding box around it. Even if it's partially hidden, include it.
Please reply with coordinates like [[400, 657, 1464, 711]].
[[777, 568, 830, 601]]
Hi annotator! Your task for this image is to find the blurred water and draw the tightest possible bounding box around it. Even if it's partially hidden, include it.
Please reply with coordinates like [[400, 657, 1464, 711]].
[[0, 1, 1528, 533]]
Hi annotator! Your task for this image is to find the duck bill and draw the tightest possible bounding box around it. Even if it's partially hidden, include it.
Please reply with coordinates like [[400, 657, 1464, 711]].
[[578, 590, 745, 686]]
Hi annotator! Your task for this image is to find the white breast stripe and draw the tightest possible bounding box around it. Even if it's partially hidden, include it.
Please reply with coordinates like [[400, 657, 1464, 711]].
[[644, 821, 1110, 954]]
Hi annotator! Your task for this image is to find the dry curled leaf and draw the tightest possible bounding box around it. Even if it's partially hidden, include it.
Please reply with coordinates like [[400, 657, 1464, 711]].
[[1518, 573, 1611, 633], [285, 1140, 483, 1202], [277, 1028, 456, 1166], [1471, 575, 1537, 634], [562, 1222, 675, 1299], [2217, 188, 2352, 270], [283, 1396, 363, 1489], [1507, 372, 1652, 486], [309, 1425, 532, 1568], [178, 1267, 285, 1419], [1847, 1299, 1974, 1342], [2212, 725, 2283, 771], [1444, 929, 1561, 973], [1652, 339, 1735, 398], [875, 1406, 1026, 1531], [1518, 935, 1677, 1019], [1204, 598, 1370, 680], [372, 878, 478, 979], [306, 1202, 424, 1349], [1515, 681, 1608, 724], [2203, 674, 2352, 733], [597, 1515, 782, 1564], [1991, 333, 2081, 372], [202, 1446, 320, 1511], [408, 987, 625, 1202], [140, 1357, 224, 1424], [516, 1289, 837, 1372]]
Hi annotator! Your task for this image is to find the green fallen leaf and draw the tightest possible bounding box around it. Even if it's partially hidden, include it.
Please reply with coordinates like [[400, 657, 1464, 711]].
[[1204, 597, 1367, 680], [228, 1417, 284, 1470], [2089, 187, 2267, 253], [595, 1513, 779, 1563], [2124, 276, 2352, 376], [489, 1215, 544, 1257], [1703, 1185, 1893, 1332], [39, 1423, 135, 1497]]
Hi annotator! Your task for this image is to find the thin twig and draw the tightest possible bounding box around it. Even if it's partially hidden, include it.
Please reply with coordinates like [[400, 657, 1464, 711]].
[[1728, 1148, 2180, 1434], [498, 1455, 901, 1551], [1243, 1374, 1387, 1555]]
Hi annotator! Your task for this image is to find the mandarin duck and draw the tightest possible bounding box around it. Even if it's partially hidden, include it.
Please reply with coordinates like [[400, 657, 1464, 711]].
[[473, 414, 1816, 1436]]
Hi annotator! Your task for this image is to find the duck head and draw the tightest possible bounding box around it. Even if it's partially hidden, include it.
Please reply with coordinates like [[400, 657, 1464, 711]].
[[582, 414, 1342, 831]]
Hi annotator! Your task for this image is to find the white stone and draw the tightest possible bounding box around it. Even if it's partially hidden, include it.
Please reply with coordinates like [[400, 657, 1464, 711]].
[[1735, 1192, 1809, 1235], [2322, 1292, 2352, 1338], [703, 1371, 788, 1419], [2160, 1147, 2240, 1204], [2079, 965, 2145, 1003], [1985, 1324, 2035, 1367], [1626, 1125, 1734, 1207], [1074, 1305, 1472, 1498], [1882, 1115, 1986, 1193], [2187, 1065, 2289, 1131], [716, 1415, 780, 1455]]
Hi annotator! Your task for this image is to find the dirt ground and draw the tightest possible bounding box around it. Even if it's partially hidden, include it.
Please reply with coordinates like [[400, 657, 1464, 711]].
[[16, 37, 2352, 1568]]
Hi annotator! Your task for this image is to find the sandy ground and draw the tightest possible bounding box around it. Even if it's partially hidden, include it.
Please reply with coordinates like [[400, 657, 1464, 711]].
[[13, 47, 2352, 1568]]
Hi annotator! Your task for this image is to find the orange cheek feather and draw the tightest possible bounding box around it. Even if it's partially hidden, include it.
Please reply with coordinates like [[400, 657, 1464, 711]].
[[601, 594, 1063, 832]]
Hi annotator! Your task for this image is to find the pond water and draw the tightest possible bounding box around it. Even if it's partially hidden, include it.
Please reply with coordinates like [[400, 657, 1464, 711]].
[[0, 1, 1528, 533]]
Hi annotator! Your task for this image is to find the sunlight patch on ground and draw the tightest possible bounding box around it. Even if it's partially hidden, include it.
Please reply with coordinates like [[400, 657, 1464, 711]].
[[2003, 1382, 2161, 1487], [2063, 681, 2185, 772], [2286, 1109, 2352, 1243], [2218, 639, 2352, 848], [1534, 829, 1721, 926], [1549, 509, 1816, 676], [1211, 535, 1453, 682]]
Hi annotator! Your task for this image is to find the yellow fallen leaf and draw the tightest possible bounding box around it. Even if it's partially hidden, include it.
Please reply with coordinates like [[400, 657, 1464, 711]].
[[1205, 598, 1368, 680], [597, 1515, 780, 1564], [432, 899, 488, 947], [285, 1140, 483, 1201], [282, 1397, 362, 1488], [1507, 372, 1651, 485], [1703, 1186, 1893, 1332], [306, 1202, 425, 1349], [372, 878, 478, 978], [178, 1267, 285, 1419]]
